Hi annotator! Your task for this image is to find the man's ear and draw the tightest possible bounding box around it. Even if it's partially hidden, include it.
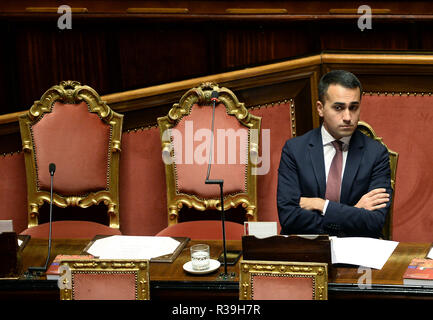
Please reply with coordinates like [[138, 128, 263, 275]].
[[316, 100, 324, 117]]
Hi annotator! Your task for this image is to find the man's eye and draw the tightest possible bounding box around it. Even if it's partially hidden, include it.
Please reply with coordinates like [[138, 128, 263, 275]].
[[334, 105, 342, 111]]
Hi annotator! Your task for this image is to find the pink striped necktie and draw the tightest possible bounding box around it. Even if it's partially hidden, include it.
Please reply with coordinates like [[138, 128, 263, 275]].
[[325, 140, 343, 202]]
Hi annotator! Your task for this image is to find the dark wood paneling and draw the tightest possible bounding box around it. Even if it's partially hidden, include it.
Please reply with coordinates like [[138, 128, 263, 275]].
[[318, 21, 414, 51], [3, 2, 433, 154], [217, 21, 319, 69], [3, 1, 433, 15], [4, 2, 433, 116], [114, 23, 211, 90]]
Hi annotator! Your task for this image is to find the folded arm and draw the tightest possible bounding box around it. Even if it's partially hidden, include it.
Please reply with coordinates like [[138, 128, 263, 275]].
[[277, 142, 325, 235], [300, 187, 389, 213], [321, 145, 392, 237]]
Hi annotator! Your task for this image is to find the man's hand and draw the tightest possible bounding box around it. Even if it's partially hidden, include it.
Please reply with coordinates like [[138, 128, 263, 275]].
[[355, 188, 390, 211], [300, 197, 326, 212]]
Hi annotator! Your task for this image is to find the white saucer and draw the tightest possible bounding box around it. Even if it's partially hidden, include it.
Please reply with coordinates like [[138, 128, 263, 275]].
[[183, 259, 221, 274]]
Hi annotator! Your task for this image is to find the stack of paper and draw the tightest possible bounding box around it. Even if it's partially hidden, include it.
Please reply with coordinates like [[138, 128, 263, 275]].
[[331, 237, 399, 270], [86, 235, 181, 260]]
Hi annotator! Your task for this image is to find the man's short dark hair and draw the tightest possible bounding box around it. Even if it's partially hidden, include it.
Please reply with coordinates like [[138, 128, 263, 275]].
[[318, 70, 363, 104]]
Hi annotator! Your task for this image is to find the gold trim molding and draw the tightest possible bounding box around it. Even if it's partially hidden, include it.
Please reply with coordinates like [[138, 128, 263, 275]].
[[239, 260, 328, 300], [59, 259, 149, 300]]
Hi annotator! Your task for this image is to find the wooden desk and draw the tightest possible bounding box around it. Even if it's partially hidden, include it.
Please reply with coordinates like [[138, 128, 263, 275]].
[[150, 240, 240, 300], [1, 238, 432, 300], [329, 242, 433, 299], [0, 238, 241, 300]]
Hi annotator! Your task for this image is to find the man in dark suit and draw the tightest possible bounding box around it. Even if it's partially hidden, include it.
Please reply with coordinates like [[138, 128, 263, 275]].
[[277, 70, 391, 238]]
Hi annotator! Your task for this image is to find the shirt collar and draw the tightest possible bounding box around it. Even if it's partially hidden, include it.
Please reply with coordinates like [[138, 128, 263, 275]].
[[321, 125, 352, 148]]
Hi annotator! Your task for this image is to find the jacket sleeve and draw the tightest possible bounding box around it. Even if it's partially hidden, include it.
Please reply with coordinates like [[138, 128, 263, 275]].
[[277, 141, 325, 235]]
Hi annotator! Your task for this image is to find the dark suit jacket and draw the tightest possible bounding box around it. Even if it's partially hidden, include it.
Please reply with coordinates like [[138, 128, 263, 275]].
[[277, 127, 392, 238]]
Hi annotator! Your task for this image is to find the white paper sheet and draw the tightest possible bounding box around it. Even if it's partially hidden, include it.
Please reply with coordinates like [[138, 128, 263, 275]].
[[331, 237, 399, 270], [86, 235, 181, 260], [244, 222, 277, 239], [0, 220, 13, 233], [427, 246, 433, 259]]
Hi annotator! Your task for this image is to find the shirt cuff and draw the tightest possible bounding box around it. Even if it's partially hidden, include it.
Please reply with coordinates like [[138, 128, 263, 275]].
[[321, 199, 329, 216]]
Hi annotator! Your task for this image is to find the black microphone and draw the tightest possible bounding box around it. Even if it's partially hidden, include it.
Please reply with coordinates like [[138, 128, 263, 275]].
[[204, 89, 229, 278], [28, 163, 56, 275], [210, 90, 219, 104], [49, 163, 56, 176]]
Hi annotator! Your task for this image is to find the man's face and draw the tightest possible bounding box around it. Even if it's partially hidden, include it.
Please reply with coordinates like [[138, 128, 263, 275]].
[[317, 84, 361, 140]]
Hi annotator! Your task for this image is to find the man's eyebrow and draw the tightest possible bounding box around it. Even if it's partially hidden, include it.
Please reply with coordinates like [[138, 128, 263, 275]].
[[332, 101, 360, 106]]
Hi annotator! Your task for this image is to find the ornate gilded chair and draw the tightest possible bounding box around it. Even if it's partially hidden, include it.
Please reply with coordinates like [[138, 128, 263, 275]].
[[358, 120, 398, 240], [59, 259, 149, 300], [239, 260, 328, 300], [155, 83, 261, 240], [19, 81, 123, 238]]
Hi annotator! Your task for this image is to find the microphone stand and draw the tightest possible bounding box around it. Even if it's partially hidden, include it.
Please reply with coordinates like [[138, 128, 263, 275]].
[[205, 180, 227, 276], [27, 164, 55, 276], [205, 90, 231, 279]]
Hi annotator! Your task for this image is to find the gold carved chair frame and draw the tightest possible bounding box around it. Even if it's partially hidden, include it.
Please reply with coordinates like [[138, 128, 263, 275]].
[[18, 81, 123, 229], [239, 260, 328, 300], [59, 259, 150, 300], [158, 83, 261, 225], [358, 120, 399, 240]]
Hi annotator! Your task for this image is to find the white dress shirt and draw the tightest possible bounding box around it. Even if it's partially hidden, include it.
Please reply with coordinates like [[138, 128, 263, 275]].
[[321, 125, 351, 214]]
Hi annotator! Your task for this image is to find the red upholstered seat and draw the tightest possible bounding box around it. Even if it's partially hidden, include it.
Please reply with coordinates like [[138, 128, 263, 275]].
[[156, 220, 244, 240], [20, 221, 121, 239], [156, 83, 261, 239], [18, 81, 123, 238]]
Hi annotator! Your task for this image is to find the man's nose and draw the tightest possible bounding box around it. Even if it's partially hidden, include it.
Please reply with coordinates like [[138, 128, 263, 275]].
[[342, 109, 352, 122]]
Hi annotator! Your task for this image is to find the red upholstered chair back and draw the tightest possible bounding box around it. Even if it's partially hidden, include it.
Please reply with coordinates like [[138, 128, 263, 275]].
[[32, 101, 110, 195], [119, 126, 168, 235], [239, 260, 328, 300], [157, 83, 261, 226], [357, 120, 398, 240], [249, 101, 296, 233], [59, 259, 149, 300], [18, 81, 123, 230], [173, 103, 248, 198], [360, 93, 432, 242], [0, 152, 28, 233]]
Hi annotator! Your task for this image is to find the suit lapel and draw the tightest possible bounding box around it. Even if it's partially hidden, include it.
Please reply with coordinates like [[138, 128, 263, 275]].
[[341, 130, 365, 203], [308, 128, 326, 198]]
